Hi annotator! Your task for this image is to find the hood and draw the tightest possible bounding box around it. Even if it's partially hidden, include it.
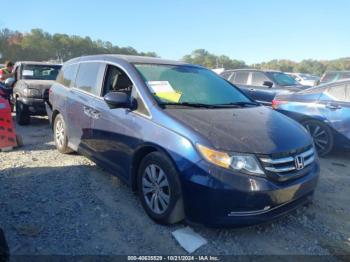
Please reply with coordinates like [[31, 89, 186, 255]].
[[165, 106, 312, 154], [22, 80, 55, 90]]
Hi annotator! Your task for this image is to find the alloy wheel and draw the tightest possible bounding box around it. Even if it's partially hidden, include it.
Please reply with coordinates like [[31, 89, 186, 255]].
[[55, 119, 65, 148], [304, 123, 330, 153], [142, 164, 170, 215]]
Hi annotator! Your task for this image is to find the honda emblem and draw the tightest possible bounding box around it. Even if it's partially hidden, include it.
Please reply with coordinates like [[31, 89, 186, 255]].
[[295, 155, 305, 170]]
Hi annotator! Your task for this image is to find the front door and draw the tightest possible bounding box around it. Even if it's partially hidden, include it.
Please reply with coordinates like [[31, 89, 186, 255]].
[[90, 64, 141, 180], [320, 83, 350, 139], [248, 71, 277, 104], [319, 83, 350, 141]]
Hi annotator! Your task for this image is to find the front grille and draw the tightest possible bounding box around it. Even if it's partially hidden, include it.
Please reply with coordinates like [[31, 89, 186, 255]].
[[259, 146, 316, 182]]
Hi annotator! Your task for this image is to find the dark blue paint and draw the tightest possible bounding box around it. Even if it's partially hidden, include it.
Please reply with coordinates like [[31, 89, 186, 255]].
[[181, 160, 318, 226], [48, 55, 320, 226]]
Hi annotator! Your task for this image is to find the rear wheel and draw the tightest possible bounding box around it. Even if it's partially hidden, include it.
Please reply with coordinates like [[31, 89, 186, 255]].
[[53, 114, 73, 154], [301, 119, 333, 157], [137, 152, 184, 224], [15, 99, 30, 125]]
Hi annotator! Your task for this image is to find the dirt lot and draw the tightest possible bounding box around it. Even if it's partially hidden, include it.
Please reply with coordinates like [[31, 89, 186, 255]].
[[1, 116, 350, 257]]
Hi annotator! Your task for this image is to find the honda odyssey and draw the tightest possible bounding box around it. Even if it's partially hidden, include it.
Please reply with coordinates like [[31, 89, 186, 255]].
[[47, 55, 319, 226]]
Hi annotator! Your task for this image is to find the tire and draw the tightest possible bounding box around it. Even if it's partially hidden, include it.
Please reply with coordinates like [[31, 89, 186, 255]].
[[53, 114, 73, 154], [301, 119, 334, 157], [137, 152, 184, 224], [15, 99, 30, 125]]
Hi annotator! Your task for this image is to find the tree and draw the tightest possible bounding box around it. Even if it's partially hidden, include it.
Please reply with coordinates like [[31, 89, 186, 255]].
[[182, 49, 247, 69], [294, 60, 325, 75], [0, 28, 158, 63]]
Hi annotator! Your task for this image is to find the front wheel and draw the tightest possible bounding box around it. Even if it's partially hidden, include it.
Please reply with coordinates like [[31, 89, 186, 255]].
[[53, 114, 73, 154], [15, 99, 30, 125], [301, 119, 333, 157], [137, 152, 184, 224]]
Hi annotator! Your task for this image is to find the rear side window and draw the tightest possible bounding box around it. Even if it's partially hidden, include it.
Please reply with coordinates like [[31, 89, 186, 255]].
[[57, 64, 78, 87], [228, 72, 235, 81], [234, 71, 249, 84], [340, 72, 350, 80], [220, 72, 232, 80], [321, 72, 336, 83], [251, 72, 269, 86], [325, 84, 347, 102], [75, 62, 105, 96]]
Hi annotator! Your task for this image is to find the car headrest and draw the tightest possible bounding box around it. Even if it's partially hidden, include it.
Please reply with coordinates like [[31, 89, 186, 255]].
[[116, 74, 132, 91]]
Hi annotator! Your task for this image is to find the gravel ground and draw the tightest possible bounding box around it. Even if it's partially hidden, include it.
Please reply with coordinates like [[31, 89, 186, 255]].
[[0, 116, 350, 257]]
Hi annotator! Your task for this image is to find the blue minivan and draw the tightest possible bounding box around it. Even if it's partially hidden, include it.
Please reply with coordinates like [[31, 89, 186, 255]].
[[47, 55, 319, 226]]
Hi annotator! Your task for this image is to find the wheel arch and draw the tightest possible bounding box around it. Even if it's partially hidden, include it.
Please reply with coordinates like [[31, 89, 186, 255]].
[[51, 109, 60, 129], [298, 115, 328, 124], [130, 143, 179, 191]]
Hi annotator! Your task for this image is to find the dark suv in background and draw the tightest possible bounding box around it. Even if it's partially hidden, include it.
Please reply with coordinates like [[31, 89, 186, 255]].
[[221, 69, 308, 105], [12, 61, 61, 125]]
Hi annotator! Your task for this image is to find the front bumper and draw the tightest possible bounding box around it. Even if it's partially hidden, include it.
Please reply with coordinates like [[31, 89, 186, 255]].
[[180, 160, 319, 227], [19, 97, 46, 115]]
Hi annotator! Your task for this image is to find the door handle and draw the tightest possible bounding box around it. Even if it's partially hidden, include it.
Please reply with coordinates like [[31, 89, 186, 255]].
[[326, 103, 341, 110], [83, 106, 91, 117], [250, 88, 256, 91], [90, 110, 101, 119], [83, 106, 100, 119]]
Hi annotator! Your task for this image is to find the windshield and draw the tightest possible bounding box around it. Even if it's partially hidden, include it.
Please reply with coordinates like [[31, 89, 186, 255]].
[[268, 72, 299, 86], [22, 64, 62, 80], [134, 64, 253, 106]]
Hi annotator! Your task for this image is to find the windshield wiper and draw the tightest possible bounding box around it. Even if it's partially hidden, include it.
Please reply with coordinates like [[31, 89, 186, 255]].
[[161, 101, 260, 108], [214, 101, 260, 107], [160, 102, 218, 108]]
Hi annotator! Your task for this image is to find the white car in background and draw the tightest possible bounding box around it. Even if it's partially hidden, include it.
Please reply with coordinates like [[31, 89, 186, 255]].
[[286, 73, 320, 86]]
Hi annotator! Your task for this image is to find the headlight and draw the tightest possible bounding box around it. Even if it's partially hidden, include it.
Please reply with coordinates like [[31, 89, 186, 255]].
[[196, 144, 265, 176], [230, 153, 265, 175], [23, 88, 41, 97]]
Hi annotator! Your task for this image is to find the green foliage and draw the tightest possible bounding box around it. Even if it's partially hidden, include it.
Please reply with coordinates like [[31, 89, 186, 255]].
[[182, 49, 247, 69], [1, 28, 349, 76], [0, 28, 157, 63], [183, 49, 350, 76], [251, 59, 297, 73], [254, 58, 350, 76]]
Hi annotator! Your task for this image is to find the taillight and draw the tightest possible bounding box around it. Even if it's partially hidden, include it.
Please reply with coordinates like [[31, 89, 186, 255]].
[[272, 99, 287, 109]]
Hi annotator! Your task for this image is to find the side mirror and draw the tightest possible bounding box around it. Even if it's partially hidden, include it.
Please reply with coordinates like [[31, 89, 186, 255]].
[[104, 91, 136, 109], [263, 81, 273, 88], [5, 77, 15, 88]]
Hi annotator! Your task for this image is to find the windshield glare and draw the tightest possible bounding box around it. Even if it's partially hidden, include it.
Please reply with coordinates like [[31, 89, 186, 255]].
[[134, 64, 252, 106], [22, 65, 61, 80], [269, 72, 299, 86]]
